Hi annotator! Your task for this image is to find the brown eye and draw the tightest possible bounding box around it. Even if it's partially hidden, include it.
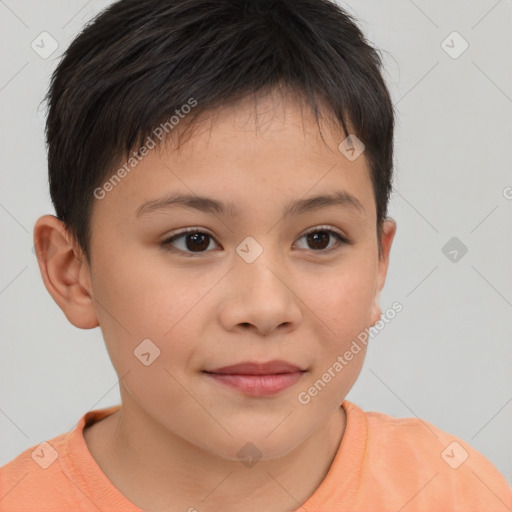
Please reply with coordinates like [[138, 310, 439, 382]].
[[306, 231, 330, 250], [183, 232, 210, 252], [161, 225, 350, 257], [161, 229, 219, 256], [295, 226, 349, 252]]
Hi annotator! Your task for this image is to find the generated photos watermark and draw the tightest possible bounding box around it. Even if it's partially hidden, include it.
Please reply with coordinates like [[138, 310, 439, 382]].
[[297, 301, 403, 405], [93, 98, 198, 200]]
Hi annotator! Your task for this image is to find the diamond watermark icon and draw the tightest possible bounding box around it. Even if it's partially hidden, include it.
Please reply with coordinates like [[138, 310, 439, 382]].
[[441, 441, 469, 469], [442, 237, 468, 263], [441, 31, 469, 59], [236, 236, 263, 264], [134, 338, 161, 366], [31, 32, 59, 59], [237, 442, 262, 468], [31, 442, 58, 469], [338, 134, 365, 161], [32, 239, 59, 263]]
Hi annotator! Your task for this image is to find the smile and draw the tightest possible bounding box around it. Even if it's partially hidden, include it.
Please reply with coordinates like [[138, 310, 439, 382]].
[[203, 371, 305, 397]]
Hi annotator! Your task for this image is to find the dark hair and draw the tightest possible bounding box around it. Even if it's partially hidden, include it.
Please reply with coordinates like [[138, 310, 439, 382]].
[[44, 0, 395, 263]]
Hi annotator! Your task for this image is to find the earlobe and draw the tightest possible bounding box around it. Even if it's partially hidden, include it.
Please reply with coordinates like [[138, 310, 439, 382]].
[[33, 215, 99, 329], [370, 292, 382, 327]]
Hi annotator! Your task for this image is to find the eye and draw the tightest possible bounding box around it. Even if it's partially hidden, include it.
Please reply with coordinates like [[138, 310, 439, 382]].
[[161, 228, 219, 256], [294, 225, 350, 252], [161, 225, 350, 257]]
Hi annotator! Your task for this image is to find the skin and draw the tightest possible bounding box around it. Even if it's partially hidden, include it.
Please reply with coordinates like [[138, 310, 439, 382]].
[[33, 89, 396, 512]]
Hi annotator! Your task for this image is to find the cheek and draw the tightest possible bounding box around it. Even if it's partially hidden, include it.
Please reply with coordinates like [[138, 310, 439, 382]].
[[92, 247, 210, 333], [303, 258, 377, 340], [297, 276, 372, 410], [90, 251, 213, 374]]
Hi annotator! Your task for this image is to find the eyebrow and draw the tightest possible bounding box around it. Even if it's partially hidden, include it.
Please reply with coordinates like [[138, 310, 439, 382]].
[[135, 190, 364, 219]]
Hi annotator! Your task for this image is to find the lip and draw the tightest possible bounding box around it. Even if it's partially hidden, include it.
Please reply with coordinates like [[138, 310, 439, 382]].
[[205, 360, 304, 375], [203, 360, 306, 397]]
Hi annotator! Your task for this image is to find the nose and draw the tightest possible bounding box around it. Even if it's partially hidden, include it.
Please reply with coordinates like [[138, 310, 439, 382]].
[[218, 246, 302, 336]]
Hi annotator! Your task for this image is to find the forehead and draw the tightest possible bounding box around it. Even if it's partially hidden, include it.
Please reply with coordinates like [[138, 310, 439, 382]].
[[90, 92, 375, 227]]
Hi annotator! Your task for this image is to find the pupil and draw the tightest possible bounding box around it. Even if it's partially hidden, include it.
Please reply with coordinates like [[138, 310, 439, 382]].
[[186, 233, 209, 251], [307, 231, 329, 250]]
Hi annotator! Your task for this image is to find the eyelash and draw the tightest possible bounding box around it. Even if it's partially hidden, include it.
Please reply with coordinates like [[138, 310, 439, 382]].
[[160, 225, 351, 257]]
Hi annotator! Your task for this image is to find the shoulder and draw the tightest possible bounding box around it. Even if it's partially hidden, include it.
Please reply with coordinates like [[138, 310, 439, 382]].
[[364, 406, 499, 472], [345, 401, 512, 510], [0, 432, 74, 511], [0, 405, 122, 511]]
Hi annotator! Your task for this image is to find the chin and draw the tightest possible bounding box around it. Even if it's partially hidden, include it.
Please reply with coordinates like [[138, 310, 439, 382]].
[[200, 429, 305, 464]]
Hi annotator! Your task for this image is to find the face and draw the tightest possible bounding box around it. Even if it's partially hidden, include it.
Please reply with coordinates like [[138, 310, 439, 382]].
[[44, 91, 395, 462]]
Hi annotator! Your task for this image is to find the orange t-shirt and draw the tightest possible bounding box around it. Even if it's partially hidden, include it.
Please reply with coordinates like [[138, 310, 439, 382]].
[[1, 400, 511, 511]]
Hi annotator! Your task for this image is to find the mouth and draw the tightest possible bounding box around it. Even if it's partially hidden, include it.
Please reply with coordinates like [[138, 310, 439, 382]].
[[202, 360, 307, 397]]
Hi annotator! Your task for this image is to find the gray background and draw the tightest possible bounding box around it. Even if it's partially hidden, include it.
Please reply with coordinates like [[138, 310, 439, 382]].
[[1, 0, 511, 489]]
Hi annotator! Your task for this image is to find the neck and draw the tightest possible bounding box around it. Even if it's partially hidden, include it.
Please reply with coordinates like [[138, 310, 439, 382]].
[[85, 395, 347, 512]]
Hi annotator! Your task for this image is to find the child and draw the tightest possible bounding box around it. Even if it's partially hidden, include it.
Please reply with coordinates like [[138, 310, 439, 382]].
[[1, 0, 510, 510]]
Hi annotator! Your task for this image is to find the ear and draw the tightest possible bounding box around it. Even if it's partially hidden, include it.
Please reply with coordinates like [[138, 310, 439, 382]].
[[370, 218, 397, 327], [33, 215, 99, 329]]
